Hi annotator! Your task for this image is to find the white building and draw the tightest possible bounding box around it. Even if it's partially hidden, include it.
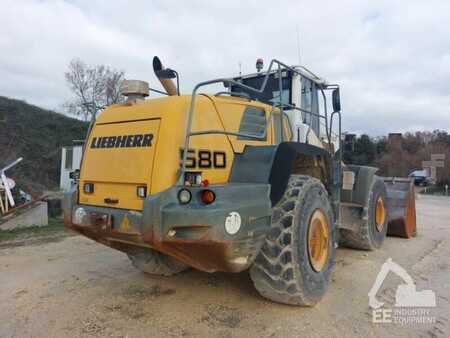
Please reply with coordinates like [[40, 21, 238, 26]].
[[60, 142, 83, 191]]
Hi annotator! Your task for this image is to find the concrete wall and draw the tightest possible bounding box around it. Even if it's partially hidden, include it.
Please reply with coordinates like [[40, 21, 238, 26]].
[[0, 201, 48, 230], [60, 145, 82, 191]]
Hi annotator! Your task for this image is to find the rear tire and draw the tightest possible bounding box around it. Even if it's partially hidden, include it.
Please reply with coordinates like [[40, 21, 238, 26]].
[[250, 175, 336, 306], [339, 176, 388, 250], [128, 249, 189, 276]]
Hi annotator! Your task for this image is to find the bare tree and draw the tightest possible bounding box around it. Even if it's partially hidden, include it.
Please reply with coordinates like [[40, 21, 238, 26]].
[[65, 58, 125, 121]]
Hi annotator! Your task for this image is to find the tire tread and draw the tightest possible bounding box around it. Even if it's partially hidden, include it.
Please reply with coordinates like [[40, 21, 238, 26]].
[[128, 249, 188, 276], [250, 175, 334, 306]]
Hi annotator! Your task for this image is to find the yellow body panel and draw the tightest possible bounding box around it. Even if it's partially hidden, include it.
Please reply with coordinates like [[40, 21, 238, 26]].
[[149, 95, 236, 194], [213, 98, 273, 152], [80, 119, 160, 210], [79, 95, 278, 211], [82, 119, 160, 183]]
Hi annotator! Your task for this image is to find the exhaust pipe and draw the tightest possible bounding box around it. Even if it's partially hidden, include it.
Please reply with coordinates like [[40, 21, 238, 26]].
[[153, 56, 178, 96]]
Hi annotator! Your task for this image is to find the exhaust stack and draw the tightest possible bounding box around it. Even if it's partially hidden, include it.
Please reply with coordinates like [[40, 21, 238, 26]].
[[153, 56, 178, 96]]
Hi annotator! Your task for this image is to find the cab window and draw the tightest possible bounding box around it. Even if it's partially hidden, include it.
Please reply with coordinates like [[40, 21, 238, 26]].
[[301, 78, 320, 137], [238, 106, 267, 141], [231, 72, 292, 106]]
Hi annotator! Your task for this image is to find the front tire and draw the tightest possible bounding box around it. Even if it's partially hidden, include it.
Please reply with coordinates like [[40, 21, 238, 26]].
[[250, 175, 336, 306], [339, 176, 388, 250], [128, 249, 189, 276]]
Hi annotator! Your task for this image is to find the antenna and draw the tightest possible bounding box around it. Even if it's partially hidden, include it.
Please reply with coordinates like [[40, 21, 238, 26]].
[[238, 61, 242, 76], [296, 26, 301, 65]]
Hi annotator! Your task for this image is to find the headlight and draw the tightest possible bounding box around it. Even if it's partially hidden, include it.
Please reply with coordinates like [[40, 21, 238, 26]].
[[178, 189, 192, 204]]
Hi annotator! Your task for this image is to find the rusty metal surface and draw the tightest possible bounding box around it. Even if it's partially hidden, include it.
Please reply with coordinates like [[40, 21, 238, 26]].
[[63, 184, 269, 273], [384, 177, 417, 238], [152, 239, 249, 273], [65, 215, 262, 273], [62, 182, 272, 273]]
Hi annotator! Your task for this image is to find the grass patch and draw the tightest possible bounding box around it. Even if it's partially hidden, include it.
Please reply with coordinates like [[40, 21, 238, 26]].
[[0, 217, 70, 242]]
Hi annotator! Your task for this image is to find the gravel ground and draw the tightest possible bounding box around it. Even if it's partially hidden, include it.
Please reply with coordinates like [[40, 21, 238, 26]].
[[0, 194, 449, 338]]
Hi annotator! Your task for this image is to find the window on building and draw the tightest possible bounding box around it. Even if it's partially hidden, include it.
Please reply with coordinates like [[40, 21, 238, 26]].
[[65, 147, 73, 170]]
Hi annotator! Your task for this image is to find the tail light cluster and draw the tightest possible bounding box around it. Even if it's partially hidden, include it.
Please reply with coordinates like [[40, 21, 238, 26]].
[[177, 188, 215, 205]]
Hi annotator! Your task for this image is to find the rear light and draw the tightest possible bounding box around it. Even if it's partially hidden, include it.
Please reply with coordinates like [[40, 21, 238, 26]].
[[200, 190, 215, 205], [178, 189, 192, 204], [137, 186, 147, 198], [83, 183, 94, 194]]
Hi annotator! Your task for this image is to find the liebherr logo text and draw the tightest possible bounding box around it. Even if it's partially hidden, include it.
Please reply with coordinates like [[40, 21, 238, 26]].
[[90, 134, 153, 149]]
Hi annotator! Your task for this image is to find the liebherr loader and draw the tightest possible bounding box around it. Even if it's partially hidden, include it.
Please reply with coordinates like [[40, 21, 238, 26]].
[[64, 56, 416, 306]]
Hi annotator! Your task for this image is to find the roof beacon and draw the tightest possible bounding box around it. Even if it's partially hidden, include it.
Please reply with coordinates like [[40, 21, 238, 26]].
[[256, 58, 264, 72]]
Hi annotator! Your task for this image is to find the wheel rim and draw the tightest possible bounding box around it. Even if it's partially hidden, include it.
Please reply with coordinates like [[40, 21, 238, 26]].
[[375, 196, 386, 232], [307, 209, 329, 273]]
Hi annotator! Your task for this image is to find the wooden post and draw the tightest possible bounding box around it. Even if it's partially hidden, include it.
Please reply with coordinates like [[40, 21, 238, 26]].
[[0, 189, 5, 214]]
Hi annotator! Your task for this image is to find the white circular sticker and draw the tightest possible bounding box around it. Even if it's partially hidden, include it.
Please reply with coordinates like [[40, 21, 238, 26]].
[[73, 207, 87, 225], [225, 212, 241, 235]]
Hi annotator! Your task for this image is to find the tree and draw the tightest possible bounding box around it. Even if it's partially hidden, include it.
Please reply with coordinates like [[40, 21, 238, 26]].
[[402, 132, 423, 154], [343, 131, 450, 185], [343, 134, 377, 166], [65, 58, 125, 121], [431, 130, 450, 146]]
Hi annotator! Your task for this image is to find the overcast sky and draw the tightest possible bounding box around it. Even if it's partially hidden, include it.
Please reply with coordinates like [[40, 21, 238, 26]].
[[1, 0, 450, 135]]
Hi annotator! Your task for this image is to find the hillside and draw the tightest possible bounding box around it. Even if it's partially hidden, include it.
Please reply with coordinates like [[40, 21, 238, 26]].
[[0, 96, 88, 195]]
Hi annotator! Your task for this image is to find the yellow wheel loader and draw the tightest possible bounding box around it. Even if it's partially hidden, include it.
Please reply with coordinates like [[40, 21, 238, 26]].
[[63, 57, 416, 306]]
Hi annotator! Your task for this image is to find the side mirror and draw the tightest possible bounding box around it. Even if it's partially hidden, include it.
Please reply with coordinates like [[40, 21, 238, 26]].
[[332, 88, 341, 112]]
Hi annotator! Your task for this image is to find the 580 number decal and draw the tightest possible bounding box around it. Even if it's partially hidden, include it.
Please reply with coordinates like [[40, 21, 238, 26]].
[[180, 149, 227, 169]]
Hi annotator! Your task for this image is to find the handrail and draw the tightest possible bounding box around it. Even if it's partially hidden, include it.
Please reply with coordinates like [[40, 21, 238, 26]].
[[179, 58, 341, 185], [214, 91, 251, 100], [188, 108, 275, 140]]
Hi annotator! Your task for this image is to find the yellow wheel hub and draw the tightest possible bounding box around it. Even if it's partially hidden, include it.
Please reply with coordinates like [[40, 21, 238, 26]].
[[307, 209, 329, 272], [375, 196, 386, 232]]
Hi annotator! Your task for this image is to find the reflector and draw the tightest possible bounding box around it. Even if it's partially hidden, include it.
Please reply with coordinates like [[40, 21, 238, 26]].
[[201, 190, 215, 204]]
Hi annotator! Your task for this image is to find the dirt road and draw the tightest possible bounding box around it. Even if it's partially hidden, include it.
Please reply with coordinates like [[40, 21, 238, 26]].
[[1, 194, 449, 337]]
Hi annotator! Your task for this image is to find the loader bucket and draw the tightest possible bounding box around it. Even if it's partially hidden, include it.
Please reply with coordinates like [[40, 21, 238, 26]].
[[383, 177, 417, 238]]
